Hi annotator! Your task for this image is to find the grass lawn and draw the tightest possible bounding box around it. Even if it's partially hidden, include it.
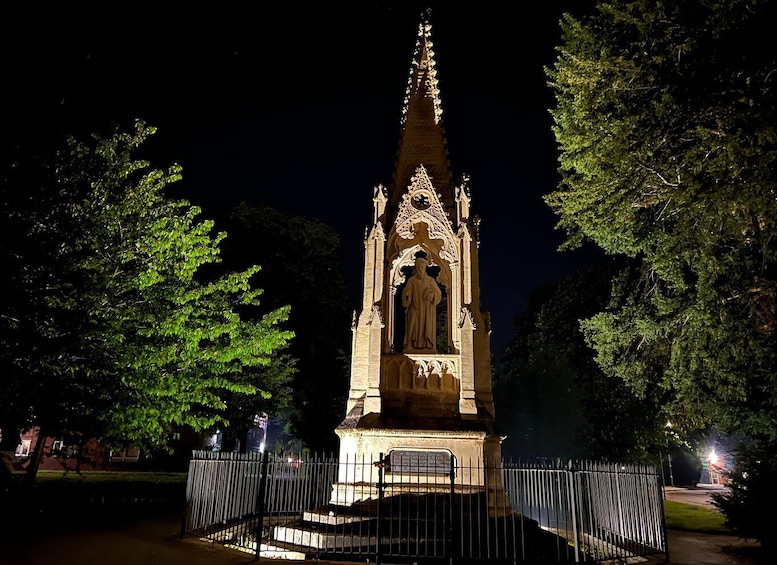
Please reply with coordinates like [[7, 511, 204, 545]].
[[663, 499, 730, 534], [36, 469, 187, 483], [1, 470, 188, 536]]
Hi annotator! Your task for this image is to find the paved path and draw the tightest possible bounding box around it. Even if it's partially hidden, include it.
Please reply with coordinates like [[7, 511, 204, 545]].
[[662, 529, 764, 565], [654, 485, 765, 564], [664, 483, 728, 508], [0, 513, 256, 565]]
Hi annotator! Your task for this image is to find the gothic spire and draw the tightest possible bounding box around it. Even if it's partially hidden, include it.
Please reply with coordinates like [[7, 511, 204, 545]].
[[390, 10, 454, 217]]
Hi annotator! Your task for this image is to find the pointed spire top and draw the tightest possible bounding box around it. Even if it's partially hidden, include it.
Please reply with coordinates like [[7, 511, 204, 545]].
[[391, 9, 452, 216], [400, 9, 443, 127]]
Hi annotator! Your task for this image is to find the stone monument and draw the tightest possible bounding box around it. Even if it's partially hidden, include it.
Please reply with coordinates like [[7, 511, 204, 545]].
[[333, 13, 504, 509]]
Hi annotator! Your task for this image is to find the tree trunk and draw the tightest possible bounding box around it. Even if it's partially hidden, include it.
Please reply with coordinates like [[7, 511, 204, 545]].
[[23, 428, 47, 487], [75, 440, 88, 475]]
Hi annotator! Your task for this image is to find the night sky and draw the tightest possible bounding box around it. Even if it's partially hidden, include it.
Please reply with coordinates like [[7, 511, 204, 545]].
[[3, 2, 608, 355]]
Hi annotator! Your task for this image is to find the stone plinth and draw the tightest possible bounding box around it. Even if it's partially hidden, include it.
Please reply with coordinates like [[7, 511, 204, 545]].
[[333, 421, 506, 515]]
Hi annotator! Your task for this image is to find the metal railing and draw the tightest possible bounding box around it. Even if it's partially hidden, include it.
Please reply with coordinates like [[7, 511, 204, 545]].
[[182, 451, 667, 563]]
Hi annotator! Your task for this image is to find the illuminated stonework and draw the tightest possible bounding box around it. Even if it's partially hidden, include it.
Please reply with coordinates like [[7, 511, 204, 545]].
[[400, 20, 442, 127], [335, 12, 504, 514]]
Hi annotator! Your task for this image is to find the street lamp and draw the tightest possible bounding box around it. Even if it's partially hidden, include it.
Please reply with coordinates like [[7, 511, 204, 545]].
[[664, 421, 675, 487]]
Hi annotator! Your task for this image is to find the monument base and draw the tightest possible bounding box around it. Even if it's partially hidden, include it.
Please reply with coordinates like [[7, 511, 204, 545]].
[[333, 417, 508, 516]]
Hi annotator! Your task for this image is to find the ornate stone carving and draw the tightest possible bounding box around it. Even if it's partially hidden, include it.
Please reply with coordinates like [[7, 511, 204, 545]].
[[393, 165, 456, 263], [408, 357, 457, 380], [373, 184, 387, 224], [455, 175, 471, 223], [459, 306, 476, 330], [381, 354, 459, 391], [368, 222, 385, 243], [402, 254, 441, 353], [368, 304, 385, 328], [400, 20, 442, 127], [459, 398, 476, 412]]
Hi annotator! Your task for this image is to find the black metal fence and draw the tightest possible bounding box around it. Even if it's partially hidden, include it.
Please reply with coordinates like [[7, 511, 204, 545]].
[[182, 451, 667, 563]]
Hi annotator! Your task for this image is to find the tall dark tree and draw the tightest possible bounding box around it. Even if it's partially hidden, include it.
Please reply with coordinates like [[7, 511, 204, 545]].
[[546, 0, 777, 548], [547, 0, 777, 438], [494, 267, 668, 463], [217, 203, 352, 453], [0, 122, 293, 479]]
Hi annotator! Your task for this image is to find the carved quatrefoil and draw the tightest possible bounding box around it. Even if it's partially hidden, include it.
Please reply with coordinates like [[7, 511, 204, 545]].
[[411, 192, 431, 210]]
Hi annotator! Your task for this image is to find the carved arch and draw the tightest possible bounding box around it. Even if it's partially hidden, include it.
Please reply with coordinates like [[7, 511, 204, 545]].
[[384, 166, 461, 354]]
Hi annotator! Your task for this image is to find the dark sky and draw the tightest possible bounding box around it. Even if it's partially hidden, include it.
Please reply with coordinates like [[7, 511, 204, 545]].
[[3, 2, 607, 354]]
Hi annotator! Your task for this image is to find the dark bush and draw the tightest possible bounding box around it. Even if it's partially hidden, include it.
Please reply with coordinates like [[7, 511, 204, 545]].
[[712, 439, 777, 557]]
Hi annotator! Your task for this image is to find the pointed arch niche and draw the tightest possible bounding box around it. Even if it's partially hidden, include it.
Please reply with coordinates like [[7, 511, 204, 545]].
[[385, 166, 461, 355]]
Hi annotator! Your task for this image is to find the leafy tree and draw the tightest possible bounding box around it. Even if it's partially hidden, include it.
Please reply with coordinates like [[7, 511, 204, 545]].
[[546, 0, 777, 548], [546, 0, 777, 441], [494, 267, 668, 463], [215, 203, 352, 453], [0, 121, 293, 479]]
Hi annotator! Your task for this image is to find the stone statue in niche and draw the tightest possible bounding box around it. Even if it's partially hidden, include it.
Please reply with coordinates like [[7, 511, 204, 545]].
[[402, 253, 442, 353]]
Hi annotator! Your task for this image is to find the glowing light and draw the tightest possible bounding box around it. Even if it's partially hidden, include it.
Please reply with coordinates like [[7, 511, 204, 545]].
[[708, 449, 718, 464]]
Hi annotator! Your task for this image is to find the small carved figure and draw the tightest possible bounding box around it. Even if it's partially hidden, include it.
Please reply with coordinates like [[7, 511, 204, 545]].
[[402, 255, 441, 353]]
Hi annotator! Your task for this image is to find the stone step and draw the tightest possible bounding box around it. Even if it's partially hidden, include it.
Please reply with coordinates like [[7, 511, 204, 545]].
[[272, 521, 378, 551], [257, 540, 311, 561], [303, 507, 373, 525]]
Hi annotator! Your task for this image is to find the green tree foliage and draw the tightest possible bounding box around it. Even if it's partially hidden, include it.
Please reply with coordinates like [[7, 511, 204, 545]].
[[216, 203, 352, 453], [546, 0, 777, 440], [546, 1, 777, 548], [0, 122, 294, 472], [494, 268, 667, 462]]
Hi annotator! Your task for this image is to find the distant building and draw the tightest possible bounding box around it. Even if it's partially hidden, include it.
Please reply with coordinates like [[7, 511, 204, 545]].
[[5, 427, 140, 472]]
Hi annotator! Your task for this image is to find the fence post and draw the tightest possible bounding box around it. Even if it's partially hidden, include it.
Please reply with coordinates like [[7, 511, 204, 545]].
[[180, 452, 193, 539], [657, 470, 670, 564], [375, 452, 386, 565], [254, 451, 270, 562], [658, 451, 666, 497], [447, 454, 455, 565], [566, 459, 581, 563]]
